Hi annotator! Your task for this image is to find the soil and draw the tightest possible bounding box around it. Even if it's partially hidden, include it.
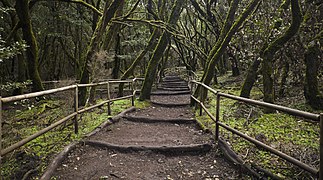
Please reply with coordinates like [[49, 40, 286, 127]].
[[54, 145, 240, 180], [130, 106, 194, 119], [49, 75, 244, 179], [151, 94, 191, 105]]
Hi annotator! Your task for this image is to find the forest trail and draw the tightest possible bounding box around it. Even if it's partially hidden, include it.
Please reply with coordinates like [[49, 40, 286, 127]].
[[49, 75, 241, 179]]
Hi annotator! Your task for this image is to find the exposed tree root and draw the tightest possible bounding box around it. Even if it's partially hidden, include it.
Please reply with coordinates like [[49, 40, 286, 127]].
[[83, 140, 212, 154], [41, 142, 80, 180], [123, 115, 196, 124], [22, 165, 40, 180], [251, 163, 283, 180], [218, 137, 261, 179]]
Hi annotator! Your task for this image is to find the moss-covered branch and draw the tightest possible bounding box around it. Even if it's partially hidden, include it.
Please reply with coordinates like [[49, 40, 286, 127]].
[[262, 0, 302, 104], [139, 0, 185, 100], [15, 0, 44, 92], [30, 0, 102, 15], [194, 0, 261, 99], [79, 0, 124, 106]]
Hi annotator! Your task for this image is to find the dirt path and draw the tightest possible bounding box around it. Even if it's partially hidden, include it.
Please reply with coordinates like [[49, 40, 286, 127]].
[[47, 75, 242, 179]]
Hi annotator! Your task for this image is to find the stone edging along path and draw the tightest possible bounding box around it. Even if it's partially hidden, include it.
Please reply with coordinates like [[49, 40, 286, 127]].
[[41, 107, 136, 180]]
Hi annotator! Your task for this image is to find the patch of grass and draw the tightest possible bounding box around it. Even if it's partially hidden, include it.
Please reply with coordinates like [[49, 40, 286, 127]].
[[134, 99, 151, 109], [1, 98, 132, 179], [194, 74, 321, 178]]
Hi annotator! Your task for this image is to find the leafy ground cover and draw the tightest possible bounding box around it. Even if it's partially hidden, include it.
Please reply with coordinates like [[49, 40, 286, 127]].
[[195, 74, 321, 179], [1, 92, 147, 179]]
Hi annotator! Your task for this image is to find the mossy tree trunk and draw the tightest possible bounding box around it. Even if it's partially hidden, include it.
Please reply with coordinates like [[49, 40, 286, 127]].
[[194, 0, 260, 101], [304, 44, 323, 109], [261, 0, 301, 104], [240, 58, 261, 98], [278, 60, 289, 97], [117, 29, 161, 96], [15, 0, 44, 92], [79, 0, 124, 106], [139, 0, 184, 100], [112, 33, 121, 79]]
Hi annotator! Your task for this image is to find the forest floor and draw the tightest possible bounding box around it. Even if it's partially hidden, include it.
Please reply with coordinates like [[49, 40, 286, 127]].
[[195, 72, 322, 179], [48, 75, 245, 179], [2, 73, 321, 179]]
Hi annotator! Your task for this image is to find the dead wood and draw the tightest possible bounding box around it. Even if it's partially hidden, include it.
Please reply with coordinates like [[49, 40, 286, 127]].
[[83, 140, 212, 153], [22, 165, 40, 180], [251, 163, 283, 180], [218, 137, 261, 179], [41, 142, 80, 180]]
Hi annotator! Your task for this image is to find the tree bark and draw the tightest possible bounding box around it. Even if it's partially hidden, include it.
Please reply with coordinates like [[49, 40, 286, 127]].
[[78, 0, 124, 106], [304, 44, 323, 109], [262, 0, 302, 104], [240, 58, 261, 98], [194, 0, 260, 100], [15, 0, 44, 92], [112, 33, 121, 79], [117, 29, 161, 96], [278, 60, 289, 97], [139, 0, 184, 100]]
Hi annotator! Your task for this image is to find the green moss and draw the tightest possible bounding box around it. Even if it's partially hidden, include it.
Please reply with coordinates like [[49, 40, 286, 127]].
[[134, 99, 150, 109], [1, 98, 132, 179], [194, 74, 320, 178]]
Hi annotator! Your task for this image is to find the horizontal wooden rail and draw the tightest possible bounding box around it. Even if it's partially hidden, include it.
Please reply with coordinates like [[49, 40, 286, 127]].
[[1, 85, 76, 103], [218, 92, 320, 122], [218, 121, 318, 175], [0, 78, 143, 167], [190, 80, 217, 95], [1, 112, 77, 156], [190, 80, 321, 177]]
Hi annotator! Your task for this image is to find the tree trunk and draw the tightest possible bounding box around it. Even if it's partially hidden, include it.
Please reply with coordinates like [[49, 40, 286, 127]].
[[139, 0, 185, 100], [304, 44, 323, 109], [261, 0, 301, 104], [139, 32, 170, 100], [194, 0, 260, 100], [117, 29, 161, 96], [278, 60, 289, 97], [15, 0, 44, 92], [112, 33, 121, 79], [240, 58, 261, 98], [78, 0, 124, 106]]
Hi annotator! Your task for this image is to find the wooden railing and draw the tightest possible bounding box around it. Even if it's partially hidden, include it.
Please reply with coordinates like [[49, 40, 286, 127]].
[[0, 78, 144, 170], [190, 80, 323, 179]]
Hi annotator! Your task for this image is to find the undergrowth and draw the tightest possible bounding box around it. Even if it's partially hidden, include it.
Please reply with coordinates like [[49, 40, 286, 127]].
[[1, 96, 143, 179], [195, 74, 321, 179]]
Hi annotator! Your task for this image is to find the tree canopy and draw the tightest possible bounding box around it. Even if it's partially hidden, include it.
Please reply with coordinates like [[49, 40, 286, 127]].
[[0, 0, 322, 108]]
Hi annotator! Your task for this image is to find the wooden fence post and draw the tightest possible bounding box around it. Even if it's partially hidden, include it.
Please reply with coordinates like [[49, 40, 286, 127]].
[[199, 87, 203, 116], [190, 81, 193, 106], [107, 82, 111, 115], [0, 96, 2, 174], [320, 113, 323, 180], [74, 85, 79, 134], [215, 94, 220, 141], [131, 81, 135, 106]]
